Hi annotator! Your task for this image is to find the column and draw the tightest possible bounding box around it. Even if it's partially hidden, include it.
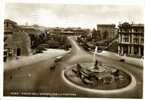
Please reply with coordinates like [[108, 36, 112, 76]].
[[122, 34, 124, 43], [121, 46, 124, 56], [139, 35, 142, 44], [128, 34, 130, 43], [118, 34, 120, 43], [118, 46, 120, 55], [138, 46, 141, 57], [128, 46, 130, 55], [132, 34, 134, 44], [119, 34, 122, 43], [131, 46, 134, 55]]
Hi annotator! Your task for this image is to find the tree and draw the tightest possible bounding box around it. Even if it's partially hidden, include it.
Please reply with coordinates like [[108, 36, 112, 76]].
[[102, 30, 108, 40], [92, 28, 97, 39], [92, 28, 101, 41]]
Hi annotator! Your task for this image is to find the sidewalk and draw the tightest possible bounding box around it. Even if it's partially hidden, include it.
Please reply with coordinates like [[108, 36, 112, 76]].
[[4, 49, 68, 70], [96, 51, 143, 68]]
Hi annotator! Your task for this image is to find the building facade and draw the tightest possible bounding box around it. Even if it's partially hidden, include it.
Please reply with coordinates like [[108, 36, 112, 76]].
[[118, 22, 144, 58], [48, 27, 90, 36], [97, 24, 117, 40], [4, 19, 31, 61]]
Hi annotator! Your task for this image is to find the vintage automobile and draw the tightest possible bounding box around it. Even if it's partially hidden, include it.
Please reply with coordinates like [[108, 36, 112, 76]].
[[119, 59, 125, 62], [50, 55, 64, 70]]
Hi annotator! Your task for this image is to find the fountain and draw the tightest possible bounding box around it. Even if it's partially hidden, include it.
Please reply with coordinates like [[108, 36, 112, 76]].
[[93, 46, 99, 70], [93, 47, 98, 64], [63, 46, 132, 90]]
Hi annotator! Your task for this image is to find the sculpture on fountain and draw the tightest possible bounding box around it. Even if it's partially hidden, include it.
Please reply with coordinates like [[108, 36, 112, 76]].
[[94, 60, 99, 70], [64, 46, 131, 90]]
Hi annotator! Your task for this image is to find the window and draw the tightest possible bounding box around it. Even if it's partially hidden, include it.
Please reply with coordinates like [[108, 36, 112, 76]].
[[133, 28, 138, 32], [6, 22, 9, 27], [4, 44, 8, 47], [134, 46, 138, 55], [124, 37, 129, 42], [123, 34, 129, 42], [133, 38, 139, 44], [4, 51, 7, 56], [17, 48, 21, 56], [8, 51, 13, 57], [141, 38, 144, 43]]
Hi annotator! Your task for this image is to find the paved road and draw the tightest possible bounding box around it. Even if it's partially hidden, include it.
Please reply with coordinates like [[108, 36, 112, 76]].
[[4, 36, 143, 98]]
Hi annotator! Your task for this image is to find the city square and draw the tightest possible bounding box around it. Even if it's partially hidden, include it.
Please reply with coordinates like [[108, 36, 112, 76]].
[[3, 3, 144, 98]]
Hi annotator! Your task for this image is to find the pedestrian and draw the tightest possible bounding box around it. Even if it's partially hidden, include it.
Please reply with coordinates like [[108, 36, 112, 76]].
[[50, 62, 56, 70], [16, 56, 19, 60]]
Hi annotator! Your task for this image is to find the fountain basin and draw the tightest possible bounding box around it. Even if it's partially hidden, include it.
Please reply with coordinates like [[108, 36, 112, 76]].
[[63, 63, 132, 90]]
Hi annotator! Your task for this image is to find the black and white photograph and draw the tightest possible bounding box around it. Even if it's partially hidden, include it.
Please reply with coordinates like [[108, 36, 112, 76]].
[[3, 0, 144, 99]]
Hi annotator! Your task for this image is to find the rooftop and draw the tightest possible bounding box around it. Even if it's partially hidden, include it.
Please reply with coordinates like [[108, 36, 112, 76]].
[[4, 19, 17, 25], [97, 24, 116, 27], [118, 22, 144, 27]]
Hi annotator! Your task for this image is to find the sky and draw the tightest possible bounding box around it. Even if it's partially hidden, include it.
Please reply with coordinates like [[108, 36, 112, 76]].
[[5, 3, 144, 29]]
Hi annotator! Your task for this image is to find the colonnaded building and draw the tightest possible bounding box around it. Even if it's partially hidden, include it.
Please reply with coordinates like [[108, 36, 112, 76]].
[[118, 22, 144, 58]]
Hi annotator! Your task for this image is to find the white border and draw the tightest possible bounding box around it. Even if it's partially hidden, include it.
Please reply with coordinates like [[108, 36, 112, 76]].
[[1, 0, 145, 100], [0, 0, 4, 99], [4, 0, 145, 5]]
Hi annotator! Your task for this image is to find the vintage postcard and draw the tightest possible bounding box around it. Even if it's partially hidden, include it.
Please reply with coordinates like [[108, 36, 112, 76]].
[[3, 1, 144, 98]]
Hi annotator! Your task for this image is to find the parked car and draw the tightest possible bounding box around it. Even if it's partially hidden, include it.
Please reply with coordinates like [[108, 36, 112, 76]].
[[119, 59, 125, 62]]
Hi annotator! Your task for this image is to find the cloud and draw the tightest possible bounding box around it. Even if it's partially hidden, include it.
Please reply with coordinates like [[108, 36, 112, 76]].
[[5, 3, 144, 28]]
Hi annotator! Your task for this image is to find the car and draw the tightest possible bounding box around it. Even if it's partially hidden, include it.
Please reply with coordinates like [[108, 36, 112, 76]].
[[50, 64, 56, 70], [54, 56, 64, 62], [50, 56, 64, 70], [120, 59, 125, 62], [97, 49, 103, 53]]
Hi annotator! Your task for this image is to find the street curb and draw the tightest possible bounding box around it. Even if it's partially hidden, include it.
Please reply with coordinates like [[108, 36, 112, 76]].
[[90, 51, 143, 68], [4, 49, 68, 71], [61, 67, 136, 94]]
